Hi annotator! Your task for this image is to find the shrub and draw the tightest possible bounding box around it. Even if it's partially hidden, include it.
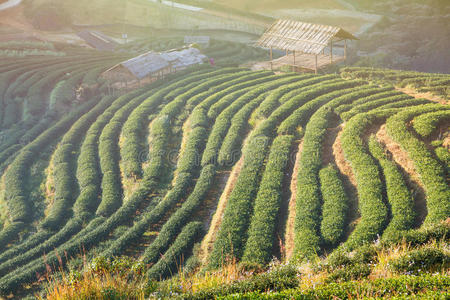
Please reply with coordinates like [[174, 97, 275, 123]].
[[412, 110, 450, 138], [319, 165, 349, 246], [340, 111, 394, 250], [147, 221, 203, 280], [368, 136, 415, 240], [209, 136, 270, 268], [242, 135, 294, 265], [390, 247, 450, 275], [97, 90, 155, 217], [142, 165, 216, 265], [42, 95, 116, 230], [386, 104, 450, 225], [341, 94, 412, 120]]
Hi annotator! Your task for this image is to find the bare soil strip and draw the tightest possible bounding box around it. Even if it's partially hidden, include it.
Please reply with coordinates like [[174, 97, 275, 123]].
[[275, 140, 300, 261], [376, 124, 427, 226], [322, 113, 342, 166], [396, 87, 448, 105], [284, 140, 303, 261], [199, 156, 244, 266], [332, 126, 360, 239]]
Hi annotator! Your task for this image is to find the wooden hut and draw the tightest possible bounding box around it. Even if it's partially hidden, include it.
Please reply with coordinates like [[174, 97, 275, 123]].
[[102, 47, 207, 89], [102, 52, 171, 89], [256, 20, 358, 73]]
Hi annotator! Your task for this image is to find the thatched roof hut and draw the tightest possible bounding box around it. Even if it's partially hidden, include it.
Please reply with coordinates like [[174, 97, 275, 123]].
[[256, 20, 358, 73]]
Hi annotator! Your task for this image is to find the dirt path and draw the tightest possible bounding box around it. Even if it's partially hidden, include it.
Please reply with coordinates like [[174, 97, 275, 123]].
[[322, 113, 342, 166], [275, 140, 300, 261], [198, 156, 244, 266], [284, 140, 303, 261], [332, 126, 360, 237], [396, 87, 448, 105], [376, 124, 427, 226]]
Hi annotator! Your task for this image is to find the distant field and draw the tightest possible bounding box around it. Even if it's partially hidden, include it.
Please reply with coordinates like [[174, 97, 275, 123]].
[[213, 0, 347, 11]]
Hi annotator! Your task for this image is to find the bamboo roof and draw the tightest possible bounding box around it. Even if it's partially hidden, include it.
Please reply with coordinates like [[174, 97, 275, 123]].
[[257, 20, 358, 55]]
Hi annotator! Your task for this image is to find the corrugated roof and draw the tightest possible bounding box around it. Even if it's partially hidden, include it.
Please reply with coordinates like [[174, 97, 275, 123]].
[[104, 47, 207, 80], [160, 48, 207, 69], [257, 20, 358, 55], [122, 52, 169, 79]]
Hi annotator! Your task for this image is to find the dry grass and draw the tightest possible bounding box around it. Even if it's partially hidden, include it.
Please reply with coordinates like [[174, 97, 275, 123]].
[[332, 125, 356, 186], [396, 87, 448, 105], [284, 140, 303, 261], [175, 257, 245, 294], [43, 154, 56, 216], [376, 124, 428, 224], [0, 166, 10, 228], [199, 156, 244, 266], [39, 256, 149, 300], [119, 134, 142, 202]]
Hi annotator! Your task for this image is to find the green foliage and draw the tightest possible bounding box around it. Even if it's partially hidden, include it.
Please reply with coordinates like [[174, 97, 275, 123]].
[[334, 89, 399, 114], [386, 104, 450, 225], [340, 94, 412, 120], [3, 99, 97, 228], [242, 135, 294, 265], [178, 264, 299, 299], [120, 68, 227, 178], [319, 165, 349, 246], [341, 67, 450, 99], [42, 95, 115, 230], [368, 136, 415, 240], [142, 165, 216, 265], [202, 74, 297, 166], [412, 110, 450, 138], [340, 111, 392, 250], [277, 81, 364, 135], [0, 218, 83, 278], [218, 274, 450, 299], [97, 90, 154, 217], [209, 136, 270, 268], [147, 222, 203, 280], [390, 247, 450, 275]]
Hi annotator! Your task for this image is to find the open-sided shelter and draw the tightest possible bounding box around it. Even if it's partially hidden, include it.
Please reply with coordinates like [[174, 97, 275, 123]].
[[257, 20, 358, 73]]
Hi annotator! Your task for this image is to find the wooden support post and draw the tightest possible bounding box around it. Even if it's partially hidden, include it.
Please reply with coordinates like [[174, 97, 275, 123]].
[[315, 54, 318, 75], [270, 47, 273, 61], [330, 40, 333, 63], [293, 50, 296, 65], [286, 49, 288, 56], [344, 39, 347, 60]]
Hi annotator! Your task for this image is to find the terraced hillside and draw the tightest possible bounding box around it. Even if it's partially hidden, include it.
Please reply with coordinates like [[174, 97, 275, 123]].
[[0, 50, 449, 297]]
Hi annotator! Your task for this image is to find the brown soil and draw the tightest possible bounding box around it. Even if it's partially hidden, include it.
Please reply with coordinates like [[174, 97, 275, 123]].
[[376, 125, 427, 225], [396, 87, 448, 105], [444, 133, 450, 150], [44, 158, 55, 211], [332, 125, 360, 237], [284, 140, 303, 261], [199, 156, 244, 266], [332, 125, 356, 186], [322, 113, 342, 166], [275, 139, 300, 261]]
